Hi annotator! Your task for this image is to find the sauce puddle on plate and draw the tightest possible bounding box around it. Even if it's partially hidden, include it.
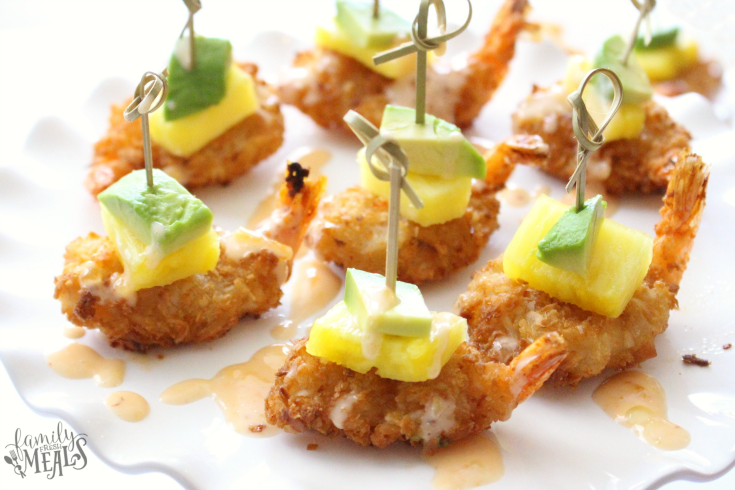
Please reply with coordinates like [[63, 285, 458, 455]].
[[423, 432, 504, 490], [63, 326, 86, 339], [593, 370, 690, 450], [160, 344, 290, 437], [248, 148, 332, 230], [105, 391, 150, 422], [46, 343, 125, 388], [271, 259, 342, 340]]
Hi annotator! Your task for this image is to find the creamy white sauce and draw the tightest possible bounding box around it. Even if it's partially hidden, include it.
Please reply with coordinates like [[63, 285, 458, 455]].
[[141, 221, 166, 269], [329, 392, 359, 430], [221, 227, 293, 285], [419, 395, 456, 444], [78, 261, 131, 304], [359, 285, 399, 360], [427, 313, 455, 380], [173, 36, 193, 71]]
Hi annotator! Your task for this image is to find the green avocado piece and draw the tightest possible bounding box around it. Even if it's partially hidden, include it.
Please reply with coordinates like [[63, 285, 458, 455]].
[[344, 268, 432, 337], [536, 195, 606, 277], [164, 36, 232, 121], [335, 0, 410, 48], [98, 169, 214, 256], [379, 105, 486, 179], [634, 26, 680, 50], [593, 35, 653, 104]]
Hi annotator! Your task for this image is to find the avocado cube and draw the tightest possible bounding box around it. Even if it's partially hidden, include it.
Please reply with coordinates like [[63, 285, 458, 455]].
[[164, 36, 232, 121], [335, 1, 410, 48], [379, 105, 486, 179], [344, 268, 432, 337], [536, 195, 606, 277], [98, 169, 214, 258], [593, 35, 653, 104]]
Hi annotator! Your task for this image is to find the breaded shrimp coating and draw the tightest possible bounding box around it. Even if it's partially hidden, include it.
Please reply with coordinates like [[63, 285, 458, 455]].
[[55, 169, 326, 352], [86, 63, 284, 197], [306, 135, 549, 284], [265, 333, 566, 450], [456, 152, 709, 386], [512, 84, 691, 194], [277, 0, 530, 132], [653, 58, 723, 99]]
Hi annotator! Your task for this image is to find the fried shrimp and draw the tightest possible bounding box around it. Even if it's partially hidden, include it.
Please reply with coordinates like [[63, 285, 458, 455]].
[[55, 167, 326, 352], [86, 63, 284, 197], [456, 152, 709, 386], [277, 0, 530, 132], [265, 333, 566, 450], [512, 84, 692, 195], [306, 135, 549, 284]]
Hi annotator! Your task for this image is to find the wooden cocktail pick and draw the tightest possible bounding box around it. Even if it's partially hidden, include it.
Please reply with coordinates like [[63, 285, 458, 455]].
[[622, 0, 656, 65], [373, 0, 472, 124], [566, 69, 623, 211], [344, 110, 424, 292], [123, 72, 169, 187]]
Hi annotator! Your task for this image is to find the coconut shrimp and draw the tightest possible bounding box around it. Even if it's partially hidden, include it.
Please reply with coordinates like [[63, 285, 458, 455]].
[[652, 58, 722, 99], [306, 135, 549, 284], [86, 63, 284, 197], [277, 0, 530, 132], [512, 84, 692, 195], [455, 152, 709, 386], [265, 333, 565, 450], [55, 165, 326, 352]]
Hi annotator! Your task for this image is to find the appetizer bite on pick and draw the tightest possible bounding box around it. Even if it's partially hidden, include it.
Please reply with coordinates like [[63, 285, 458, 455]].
[[86, 3, 284, 196], [56, 164, 324, 351], [513, 4, 691, 195], [457, 151, 709, 386], [266, 269, 566, 449], [632, 26, 722, 98], [307, 111, 548, 284], [277, 0, 530, 132]]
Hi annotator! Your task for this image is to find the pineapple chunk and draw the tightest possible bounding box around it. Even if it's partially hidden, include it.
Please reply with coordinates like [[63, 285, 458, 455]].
[[315, 19, 418, 79], [149, 65, 259, 157], [101, 207, 220, 291], [633, 38, 699, 82], [358, 149, 472, 226], [307, 301, 467, 382], [503, 195, 652, 317], [602, 103, 646, 141], [563, 55, 592, 95]]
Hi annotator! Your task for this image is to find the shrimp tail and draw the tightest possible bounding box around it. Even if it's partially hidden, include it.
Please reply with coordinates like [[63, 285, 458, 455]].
[[650, 152, 709, 286], [258, 162, 327, 260], [455, 0, 530, 127], [508, 332, 566, 404], [484, 134, 549, 190]]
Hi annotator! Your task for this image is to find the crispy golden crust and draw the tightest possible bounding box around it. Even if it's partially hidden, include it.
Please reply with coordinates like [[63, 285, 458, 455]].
[[265, 334, 565, 450], [512, 85, 691, 194], [306, 182, 500, 284], [456, 153, 709, 386], [54, 233, 285, 351], [86, 63, 284, 196], [456, 258, 675, 386], [277, 0, 529, 132], [276, 49, 391, 131], [653, 58, 723, 99], [55, 174, 326, 352]]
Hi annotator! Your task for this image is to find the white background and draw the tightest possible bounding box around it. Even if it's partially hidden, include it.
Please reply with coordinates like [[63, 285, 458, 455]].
[[1, 1, 734, 489]]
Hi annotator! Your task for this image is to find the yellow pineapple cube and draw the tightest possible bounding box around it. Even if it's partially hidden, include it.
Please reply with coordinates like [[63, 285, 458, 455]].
[[633, 38, 699, 82], [307, 301, 467, 382], [503, 195, 652, 317], [101, 207, 220, 291], [315, 20, 418, 79], [149, 65, 259, 157], [358, 149, 472, 227]]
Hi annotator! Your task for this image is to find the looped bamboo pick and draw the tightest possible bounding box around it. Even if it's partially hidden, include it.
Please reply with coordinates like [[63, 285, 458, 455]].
[[566, 68, 623, 211], [123, 72, 169, 187]]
